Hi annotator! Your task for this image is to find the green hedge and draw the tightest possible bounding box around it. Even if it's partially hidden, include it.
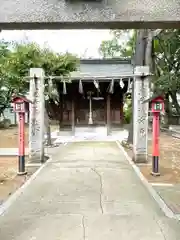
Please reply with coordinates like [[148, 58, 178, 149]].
[[124, 98, 132, 124]]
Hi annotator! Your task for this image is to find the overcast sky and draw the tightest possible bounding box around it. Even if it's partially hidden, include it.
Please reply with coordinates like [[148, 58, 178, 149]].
[[0, 30, 113, 58]]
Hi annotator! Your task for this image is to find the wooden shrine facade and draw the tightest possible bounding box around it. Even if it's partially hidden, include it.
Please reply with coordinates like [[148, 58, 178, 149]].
[[53, 58, 133, 132]]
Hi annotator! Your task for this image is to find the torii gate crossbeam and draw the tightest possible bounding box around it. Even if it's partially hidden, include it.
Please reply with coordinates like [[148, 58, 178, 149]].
[[0, 0, 179, 29]]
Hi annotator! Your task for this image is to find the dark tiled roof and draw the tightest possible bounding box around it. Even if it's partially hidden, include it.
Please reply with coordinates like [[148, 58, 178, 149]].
[[70, 58, 133, 79]]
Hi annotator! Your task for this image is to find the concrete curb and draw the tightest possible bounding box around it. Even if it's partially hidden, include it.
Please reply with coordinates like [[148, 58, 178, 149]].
[[0, 155, 52, 216], [0, 148, 29, 156], [116, 141, 180, 221]]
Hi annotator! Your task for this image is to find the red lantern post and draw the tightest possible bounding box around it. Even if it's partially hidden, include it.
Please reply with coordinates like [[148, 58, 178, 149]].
[[151, 96, 164, 176], [152, 111, 160, 175], [143, 95, 164, 176], [18, 111, 26, 174], [12, 96, 31, 175]]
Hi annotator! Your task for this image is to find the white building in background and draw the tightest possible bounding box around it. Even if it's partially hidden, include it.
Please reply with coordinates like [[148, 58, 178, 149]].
[[3, 107, 29, 125], [3, 92, 30, 125]]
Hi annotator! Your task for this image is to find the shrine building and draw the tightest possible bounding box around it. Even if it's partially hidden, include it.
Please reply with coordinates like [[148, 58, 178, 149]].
[[48, 58, 133, 135]]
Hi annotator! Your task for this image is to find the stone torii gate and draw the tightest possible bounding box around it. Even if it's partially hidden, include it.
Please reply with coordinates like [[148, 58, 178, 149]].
[[0, 0, 179, 165], [28, 65, 150, 164]]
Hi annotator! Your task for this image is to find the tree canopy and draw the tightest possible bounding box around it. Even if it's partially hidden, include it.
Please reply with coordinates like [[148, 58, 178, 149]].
[[99, 29, 180, 116], [153, 30, 180, 92], [99, 30, 136, 58], [0, 40, 78, 118]]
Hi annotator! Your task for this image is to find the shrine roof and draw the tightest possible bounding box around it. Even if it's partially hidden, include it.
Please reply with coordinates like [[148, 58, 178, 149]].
[[70, 58, 133, 80], [143, 94, 164, 103], [12, 94, 32, 103]]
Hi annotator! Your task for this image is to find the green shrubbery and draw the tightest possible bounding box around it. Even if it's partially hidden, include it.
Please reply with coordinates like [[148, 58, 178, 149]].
[[123, 97, 132, 124], [0, 118, 11, 129], [124, 105, 132, 123]]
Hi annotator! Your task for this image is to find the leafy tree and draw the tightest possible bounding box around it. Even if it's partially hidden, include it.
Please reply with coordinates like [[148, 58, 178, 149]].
[[153, 30, 180, 116], [0, 40, 17, 119], [99, 29, 180, 127], [99, 30, 136, 58], [0, 40, 78, 120], [99, 38, 121, 58], [124, 97, 132, 124]]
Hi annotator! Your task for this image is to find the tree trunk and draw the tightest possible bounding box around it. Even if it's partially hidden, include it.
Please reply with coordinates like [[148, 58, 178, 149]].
[[44, 102, 52, 146], [164, 93, 171, 127], [145, 30, 153, 92], [170, 92, 180, 115], [127, 29, 157, 144], [127, 29, 147, 144], [46, 123, 51, 145]]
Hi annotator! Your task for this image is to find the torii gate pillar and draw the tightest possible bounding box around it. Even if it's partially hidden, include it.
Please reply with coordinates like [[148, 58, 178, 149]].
[[29, 68, 45, 163], [133, 66, 150, 163]]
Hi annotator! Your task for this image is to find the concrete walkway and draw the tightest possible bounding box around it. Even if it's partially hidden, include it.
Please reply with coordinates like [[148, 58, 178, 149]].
[[0, 141, 180, 239], [54, 126, 128, 144]]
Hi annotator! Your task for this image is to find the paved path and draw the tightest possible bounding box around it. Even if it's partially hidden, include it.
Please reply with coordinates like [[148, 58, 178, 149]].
[[54, 126, 128, 144], [0, 141, 180, 239]]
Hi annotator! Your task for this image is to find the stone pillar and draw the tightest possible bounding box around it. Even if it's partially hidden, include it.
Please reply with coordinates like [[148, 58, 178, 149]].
[[133, 66, 150, 163], [29, 68, 45, 163], [44, 108, 51, 146]]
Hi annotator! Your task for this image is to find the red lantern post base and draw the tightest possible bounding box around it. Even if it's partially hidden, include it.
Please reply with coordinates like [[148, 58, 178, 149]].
[[151, 156, 160, 176], [17, 156, 27, 176], [17, 171, 27, 176], [151, 172, 160, 176]]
